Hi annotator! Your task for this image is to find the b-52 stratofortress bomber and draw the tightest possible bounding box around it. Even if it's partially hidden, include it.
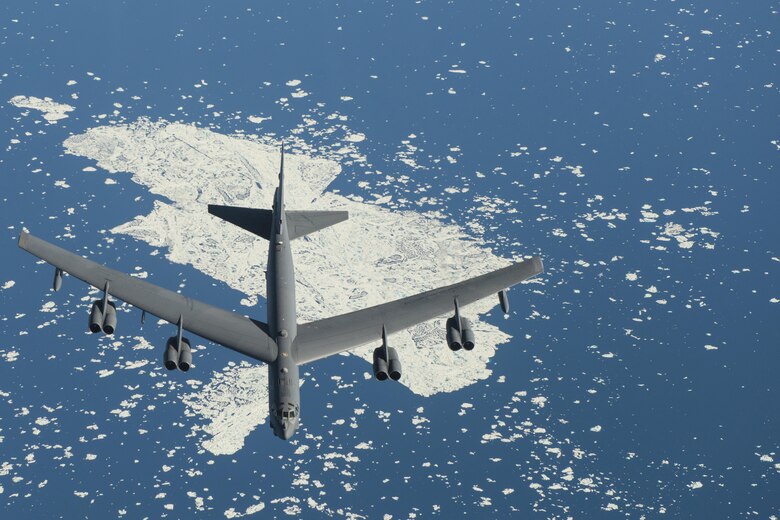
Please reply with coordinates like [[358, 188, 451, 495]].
[[18, 147, 544, 440]]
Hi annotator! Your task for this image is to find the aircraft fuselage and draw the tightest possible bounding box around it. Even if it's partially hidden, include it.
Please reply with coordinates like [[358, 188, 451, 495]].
[[267, 188, 301, 440]]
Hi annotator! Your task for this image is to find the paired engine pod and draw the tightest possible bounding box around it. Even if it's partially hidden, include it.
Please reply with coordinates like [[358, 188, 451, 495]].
[[372, 347, 389, 381], [89, 301, 104, 334], [178, 339, 192, 372], [164, 336, 179, 370], [461, 318, 475, 351], [446, 317, 462, 351], [102, 301, 117, 335], [88, 300, 117, 334]]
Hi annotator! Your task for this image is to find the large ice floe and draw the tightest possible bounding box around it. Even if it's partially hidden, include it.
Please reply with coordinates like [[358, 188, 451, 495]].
[[9, 95, 74, 123], [64, 118, 532, 454]]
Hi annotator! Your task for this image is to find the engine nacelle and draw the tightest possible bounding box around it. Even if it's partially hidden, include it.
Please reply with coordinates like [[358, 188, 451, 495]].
[[461, 317, 475, 351], [102, 301, 117, 335], [88, 300, 117, 334], [372, 347, 389, 380], [387, 347, 402, 381], [89, 301, 104, 333], [446, 317, 462, 351], [164, 336, 192, 371], [178, 338, 192, 371], [164, 336, 179, 370]]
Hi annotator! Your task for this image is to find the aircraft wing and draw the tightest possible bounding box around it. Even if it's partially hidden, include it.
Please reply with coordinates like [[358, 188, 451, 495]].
[[292, 257, 543, 364], [18, 232, 278, 364]]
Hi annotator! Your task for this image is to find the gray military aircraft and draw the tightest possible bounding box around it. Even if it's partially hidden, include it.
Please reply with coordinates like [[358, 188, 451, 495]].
[[18, 147, 544, 440]]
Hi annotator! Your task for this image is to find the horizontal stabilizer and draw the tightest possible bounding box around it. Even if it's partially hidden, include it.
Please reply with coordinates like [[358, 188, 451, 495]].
[[286, 210, 349, 240], [208, 205, 273, 240]]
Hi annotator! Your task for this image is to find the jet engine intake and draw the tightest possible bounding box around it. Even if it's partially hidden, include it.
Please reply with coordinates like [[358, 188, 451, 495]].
[[89, 301, 104, 333], [387, 346, 402, 381], [461, 317, 475, 351], [102, 301, 117, 335], [178, 338, 192, 371], [164, 336, 179, 370], [446, 317, 462, 351], [372, 347, 389, 381], [164, 336, 192, 371]]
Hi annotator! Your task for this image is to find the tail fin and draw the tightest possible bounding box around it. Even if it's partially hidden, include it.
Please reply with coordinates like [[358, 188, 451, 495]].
[[286, 210, 349, 240], [277, 144, 285, 215], [208, 205, 274, 240], [210, 146, 348, 241], [208, 207, 347, 241]]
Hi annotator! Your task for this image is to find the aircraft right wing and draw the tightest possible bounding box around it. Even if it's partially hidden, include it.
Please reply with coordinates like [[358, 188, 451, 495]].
[[292, 257, 543, 364]]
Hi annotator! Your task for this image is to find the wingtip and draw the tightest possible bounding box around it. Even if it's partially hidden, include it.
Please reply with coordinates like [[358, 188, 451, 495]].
[[516, 255, 543, 275], [18, 231, 29, 249]]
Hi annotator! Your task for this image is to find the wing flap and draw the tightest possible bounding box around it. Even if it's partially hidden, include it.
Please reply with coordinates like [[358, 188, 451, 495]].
[[18, 232, 278, 364], [292, 257, 543, 364]]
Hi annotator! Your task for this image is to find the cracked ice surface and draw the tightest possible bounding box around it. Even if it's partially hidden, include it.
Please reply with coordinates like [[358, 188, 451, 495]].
[[181, 362, 268, 456], [64, 118, 522, 454]]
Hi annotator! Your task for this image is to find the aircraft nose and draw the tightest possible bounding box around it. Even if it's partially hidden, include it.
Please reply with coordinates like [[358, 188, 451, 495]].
[[280, 420, 296, 440]]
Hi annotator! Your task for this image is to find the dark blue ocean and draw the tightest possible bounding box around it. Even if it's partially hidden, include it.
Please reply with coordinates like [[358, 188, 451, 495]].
[[1, 1, 778, 517]]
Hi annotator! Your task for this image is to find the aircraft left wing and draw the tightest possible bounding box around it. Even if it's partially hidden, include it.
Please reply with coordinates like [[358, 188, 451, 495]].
[[18, 232, 278, 364], [292, 257, 543, 364]]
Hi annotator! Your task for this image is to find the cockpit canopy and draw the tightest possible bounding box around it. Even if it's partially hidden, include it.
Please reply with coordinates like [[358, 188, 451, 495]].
[[275, 402, 299, 419]]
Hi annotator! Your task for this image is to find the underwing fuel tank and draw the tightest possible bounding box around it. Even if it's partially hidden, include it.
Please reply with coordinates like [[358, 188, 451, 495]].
[[53, 268, 62, 292], [498, 289, 509, 315]]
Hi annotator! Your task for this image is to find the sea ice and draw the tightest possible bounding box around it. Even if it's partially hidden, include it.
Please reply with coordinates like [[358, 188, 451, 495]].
[[64, 118, 531, 453], [9, 95, 75, 123]]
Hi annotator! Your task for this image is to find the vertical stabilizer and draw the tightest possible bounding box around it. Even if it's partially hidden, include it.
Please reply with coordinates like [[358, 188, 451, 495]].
[[277, 144, 285, 221]]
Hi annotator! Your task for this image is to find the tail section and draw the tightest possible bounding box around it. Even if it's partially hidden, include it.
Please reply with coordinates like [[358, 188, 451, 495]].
[[209, 145, 348, 240], [208, 205, 274, 240], [208, 207, 348, 241]]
